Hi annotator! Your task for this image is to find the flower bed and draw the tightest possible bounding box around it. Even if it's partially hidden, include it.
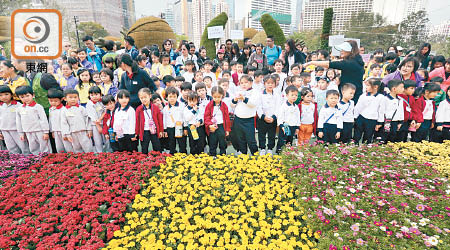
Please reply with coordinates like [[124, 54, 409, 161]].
[[281, 143, 450, 249], [0, 152, 166, 249], [391, 141, 450, 177], [0, 150, 45, 180], [105, 153, 318, 249]]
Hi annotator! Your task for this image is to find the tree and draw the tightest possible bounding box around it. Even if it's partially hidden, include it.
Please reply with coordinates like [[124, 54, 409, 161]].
[[260, 14, 286, 46], [320, 8, 333, 49], [429, 35, 450, 57], [288, 29, 321, 51], [0, 0, 31, 16], [76, 22, 109, 39], [200, 12, 228, 59], [176, 34, 189, 47], [397, 10, 429, 50], [345, 11, 398, 51]]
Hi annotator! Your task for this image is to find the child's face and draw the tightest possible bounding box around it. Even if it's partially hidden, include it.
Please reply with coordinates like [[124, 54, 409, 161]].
[[264, 80, 275, 92], [65, 93, 79, 106], [342, 89, 355, 101], [311, 54, 318, 61], [138, 92, 151, 107], [236, 64, 243, 73], [188, 98, 197, 107], [222, 62, 229, 70], [71, 63, 79, 70], [118, 97, 129, 107], [0, 92, 13, 103], [326, 94, 339, 107], [318, 79, 328, 90], [287, 91, 298, 103], [316, 70, 324, 77], [105, 101, 116, 111], [138, 60, 147, 67], [196, 88, 207, 98], [181, 89, 190, 98], [167, 93, 178, 105], [175, 81, 183, 88], [392, 84, 404, 95], [162, 57, 170, 65], [302, 92, 313, 103], [222, 73, 231, 80], [372, 67, 382, 76], [204, 64, 212, 71], [48, 98, 61, 107], [291, 67, 300, 75], [426, 91, 439, 99], [154, 79, 161, 88], [18, 93, 34, 105], [93, 74, 101, 84], [240, 78, 252, 90], [78, 51, 86, 61], [212, 92, 223, 104], [404, 86, 415, 96], [151, 55, 159, 63], [293, 78, 303, 89], [218, 53, 224, 60], [185, 64, 193, 71], [204, 79, 212, 88], [274, 62, 283, 72], [219, 82, 229, 93], [100, 72, 111, 83], [61, 65, 72, 77], [248, 71, 255, 76], [152, 98, 163, 109], [89, 92, 102, 102], [105, 62, 113, 69], [255, 75, 264, 83], [79, 71, 90, 83], [195, 73, 203, 82]]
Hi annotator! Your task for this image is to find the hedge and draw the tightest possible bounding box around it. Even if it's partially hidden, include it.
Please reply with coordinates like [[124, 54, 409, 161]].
[[200, 12, 228, 59], [320, 8, 333, 50], [260, 14, 286, 47]]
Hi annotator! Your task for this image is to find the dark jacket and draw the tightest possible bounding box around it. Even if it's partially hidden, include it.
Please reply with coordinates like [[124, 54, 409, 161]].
[[119, 69, 156, 107], [329, 54, 365, 101], [283, 50, 306, 73]]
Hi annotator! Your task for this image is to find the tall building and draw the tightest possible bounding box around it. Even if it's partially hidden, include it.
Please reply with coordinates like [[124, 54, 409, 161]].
[[250, 0, 292, 36], [57, 0, 135, 37], [293, 0, 304, 32], [192, 0, 211, 46], [212, 0, 230, 43], [301, 0, 428, 33], [163, 4, 176, 32], [428, 20, 450, 37], [174, 0, 193, 39], [226, 0, 235, 18]]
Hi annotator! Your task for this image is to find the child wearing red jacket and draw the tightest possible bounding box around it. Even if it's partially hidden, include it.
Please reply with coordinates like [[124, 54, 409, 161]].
[[412, 83, 441, 142], [135, 88, 164, 154], [101, 95, 119, 152], [204, 86, 231, 156], [397, 80, 418, 142]]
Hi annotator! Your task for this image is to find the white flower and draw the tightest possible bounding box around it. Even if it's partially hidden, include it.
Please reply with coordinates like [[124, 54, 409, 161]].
[[411, 222, 417, 228], [357, 210, 364, 214], [380, 226, 387, 231], [401, 226, 409, 233], [426, 236, 438, 246], [301, 197, 307, 200], [312, 197, 320, 202], [336, 186, 343, 189], [349, 188, 356, 193], [334, 233, 340, 237], [445, 189, 450, 195]]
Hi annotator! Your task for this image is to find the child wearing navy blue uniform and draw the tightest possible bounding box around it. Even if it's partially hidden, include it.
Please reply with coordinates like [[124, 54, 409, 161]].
[[379, 80, 405, 143], [317, 90, 343, 144], [337, 83, 356, 143]]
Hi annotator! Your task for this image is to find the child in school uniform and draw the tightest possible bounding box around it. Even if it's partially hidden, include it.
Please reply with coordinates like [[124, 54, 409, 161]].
[[203, 60, 217, 86], [86, 86, 105, 153], [100, 68, 118, 97], [196, 82, 211, 152], [136, 88, 163, 154], [163, 87, 187, 154], [157, 53, 176, 80], [0, 85, 30, 154], [257, 75, 280, 155], [379, 80, 405, 143], [232, 62, 244, 87], [252, 70, 265, 93], [61, 89, 93, 153], [48, 88, 73, 153], [435, 86, 450, 141], [298, 88, 318, 145], [151, 93, 169, 152], [397, 80, 417, 142], [77, 48, 94, 72], [182, 60, 196, 83], [412, 83, 441, 142], [183, 91, 203, 154], [232, 75, 260, 155], [15, 86, 50, 155], [313, 77, 329, 111], [204, 86, 231, 156], [353, 78, 385, 143], [317, 90, 343, 144], [337, 83, 356, 143], [75, 68, 95, 106], [113, 90, 138, 152], [179, 82, 192, 107], [101, 95, 119, 152], [276, 85, 300, 153], [59, 63, 78, 90]]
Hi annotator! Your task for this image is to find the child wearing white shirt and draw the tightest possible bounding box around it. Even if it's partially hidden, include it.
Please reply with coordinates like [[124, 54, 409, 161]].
[[113, 90, 137, 152]]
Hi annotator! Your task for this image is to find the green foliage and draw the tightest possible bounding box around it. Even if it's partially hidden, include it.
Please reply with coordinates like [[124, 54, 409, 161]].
[[345, 11, 398, 51], [429, 36, 450, 58], [76, 22, 109, 39], [320, 8, 333, 50], [176, 34, 189, 47], [0, 0, 31, 16], [260, 13, 286, 46], [200, 12, 228, 59], [289, 29, 321, 51], [398, 11, 429, 50]]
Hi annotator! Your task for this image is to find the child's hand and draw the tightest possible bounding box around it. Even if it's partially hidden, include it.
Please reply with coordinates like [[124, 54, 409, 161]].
[[87, 131, 93, 138], [410, 120, 416, 127], [164, 132, 168, 138], [225, 131, 229, 137], [318, 132, 323, 138], [437, 126, 443, 131], [209, 125, 217, 132], [397, 123, 402, 131], [67, 136, 73, 143], [184, 130, 188, 136], [131, 135, 137, 141], [105, 134, 110, 140], [430, 123, 434, 129], [375, 125, 382, 131], [159, 132, 164, 138], [196, 122, 201, 127], [43, 133, 49, 141], [264, 116, 273, 123], [335, 132, 341, 139], [20, 135, 25, 141], [95, 119, 101, 125], [415, 123, 421, 129]]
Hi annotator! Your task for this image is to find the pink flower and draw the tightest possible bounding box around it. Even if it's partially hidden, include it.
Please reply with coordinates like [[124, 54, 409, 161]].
[[356, 238, 365, 245], [329, 245, 338, 250], [416, 204, 425, 211], [374, 221, 383, 226], [395, 232, 403, 238], [343, 246, 350, 250], [350, 223, 360, 232], [409, 227, 421, 235], [324, 219, 330, 224]]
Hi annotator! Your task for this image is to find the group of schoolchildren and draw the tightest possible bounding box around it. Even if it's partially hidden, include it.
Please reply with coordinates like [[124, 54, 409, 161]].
[[1, 50, 450, 156]]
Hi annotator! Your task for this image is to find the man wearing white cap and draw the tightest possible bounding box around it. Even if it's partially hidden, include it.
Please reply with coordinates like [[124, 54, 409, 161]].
[[303, 40, 365, 102]]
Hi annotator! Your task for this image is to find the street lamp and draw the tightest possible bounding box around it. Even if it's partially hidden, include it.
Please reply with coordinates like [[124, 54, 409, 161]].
[[248, 12, 252, 28], [74, 16, 81, 47]]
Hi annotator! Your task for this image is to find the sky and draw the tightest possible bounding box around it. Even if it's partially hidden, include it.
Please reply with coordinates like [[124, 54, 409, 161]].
[[135, 0, 450, 26]]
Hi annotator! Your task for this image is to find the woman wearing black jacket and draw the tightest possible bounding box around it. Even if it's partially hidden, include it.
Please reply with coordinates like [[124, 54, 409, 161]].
[[281, 39, 306, 73], [119, 53, 156, 109]]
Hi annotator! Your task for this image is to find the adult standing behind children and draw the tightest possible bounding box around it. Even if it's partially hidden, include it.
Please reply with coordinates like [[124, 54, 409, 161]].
[[83, 35, 105, 71], [281, 39, 306, 74], [119, 54, 156, 109], [304, 41, 365, 102]]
